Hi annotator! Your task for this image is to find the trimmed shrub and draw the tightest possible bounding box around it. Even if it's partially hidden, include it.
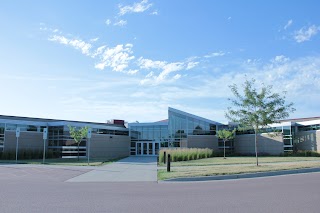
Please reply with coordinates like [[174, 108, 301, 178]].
[[159, 148, 214, 163], [279, 150, 320, 157]]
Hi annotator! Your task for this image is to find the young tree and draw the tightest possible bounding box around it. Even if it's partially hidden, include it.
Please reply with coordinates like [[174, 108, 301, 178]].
[[217, 129, 236, 159], [68, 125, 89, 161], [226, 79, 295, 166]]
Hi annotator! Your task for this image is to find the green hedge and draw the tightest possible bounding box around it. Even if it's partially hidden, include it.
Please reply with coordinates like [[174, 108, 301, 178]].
[[159, 148, 214, 163], [280, 150, 320, 157]]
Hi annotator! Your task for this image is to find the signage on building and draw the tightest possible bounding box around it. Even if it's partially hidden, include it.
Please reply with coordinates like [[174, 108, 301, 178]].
[[43, 128, 48, 140], [87, 128, 92, 139], [112, 119, 125, 125], [16, 127, 20, 138]]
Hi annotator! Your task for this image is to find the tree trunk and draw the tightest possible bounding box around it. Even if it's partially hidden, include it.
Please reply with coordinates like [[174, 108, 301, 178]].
[[254, 129, 259, 166], [77, 143, 80, 161], [224, 140, 226, 159]]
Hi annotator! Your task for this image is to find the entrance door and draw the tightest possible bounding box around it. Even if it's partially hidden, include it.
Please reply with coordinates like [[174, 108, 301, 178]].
[[136, 143, 142, 155], [136, 142, 160, 156]]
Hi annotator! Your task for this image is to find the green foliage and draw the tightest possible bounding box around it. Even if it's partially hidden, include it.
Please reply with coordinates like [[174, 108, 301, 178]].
[[217, 129, 235, 141], [226, 78, 295, 165], [226, 79, 295, 130], [68, 125, 89, 161], [217, 129, 236, 159], [68, 125, 89, 144], [280, 150, 320, 157], [159, 148, 214, 163]]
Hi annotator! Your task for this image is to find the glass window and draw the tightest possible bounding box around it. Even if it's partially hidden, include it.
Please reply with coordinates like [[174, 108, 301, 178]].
[[6, 124, 17, 131], [27, 125, 38, 132]]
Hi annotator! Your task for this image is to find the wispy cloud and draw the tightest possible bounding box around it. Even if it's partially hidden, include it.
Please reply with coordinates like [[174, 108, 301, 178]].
[[113, 19, 127, 26], [150, 10, 158, 15], [271, 55, 290, 64], [118, 0, 153, 16], [48, 35, 92, 55], [127, 69, 139, 75], [284, 19, 293, 30], [186, 61, 199, 70], [204, 51, 226, 58], [294, 25, 319, 43], [90, 37, 99, 42], [95, 44, 135, 72], [105, 19, 111, 25], [138, 57, 197, 85]]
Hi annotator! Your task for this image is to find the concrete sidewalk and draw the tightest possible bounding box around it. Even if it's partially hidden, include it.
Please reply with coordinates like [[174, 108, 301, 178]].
[[66, 156, 157, 182]]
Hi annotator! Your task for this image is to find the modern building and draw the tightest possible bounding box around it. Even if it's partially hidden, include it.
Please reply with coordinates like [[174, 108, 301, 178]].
[[0, 108, 319, 159], [0, 115, 130, 159], [129, 108, 320, 156]]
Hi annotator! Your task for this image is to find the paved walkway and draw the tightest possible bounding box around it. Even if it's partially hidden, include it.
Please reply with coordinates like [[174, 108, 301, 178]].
[[66, 156, 157, 182]]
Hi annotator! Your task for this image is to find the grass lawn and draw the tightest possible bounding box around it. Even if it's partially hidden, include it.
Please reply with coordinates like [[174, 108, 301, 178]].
[[0, 158, 121, 166], [158, 157, 320, 180]]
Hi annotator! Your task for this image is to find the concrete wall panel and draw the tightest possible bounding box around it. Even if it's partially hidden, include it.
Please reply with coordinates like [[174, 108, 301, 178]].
[[90, 134, 130, 159], [234, 133, 283, 155], [4, 131, 45, 152], [187, 135, 219, 150], [295, 130, 320, 152]]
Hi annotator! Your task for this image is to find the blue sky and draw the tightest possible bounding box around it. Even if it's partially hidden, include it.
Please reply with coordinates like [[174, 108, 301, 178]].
[[1, 0, 320, 123]]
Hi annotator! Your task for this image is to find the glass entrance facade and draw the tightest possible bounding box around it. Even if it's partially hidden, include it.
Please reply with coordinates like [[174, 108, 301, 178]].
[[168, 107, 219, 147], [129, 121, 168, 155], [129, 107, 222, 155]]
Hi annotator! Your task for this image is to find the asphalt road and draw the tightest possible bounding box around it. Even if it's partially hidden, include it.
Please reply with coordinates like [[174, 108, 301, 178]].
[[0, 166, 320, 213]]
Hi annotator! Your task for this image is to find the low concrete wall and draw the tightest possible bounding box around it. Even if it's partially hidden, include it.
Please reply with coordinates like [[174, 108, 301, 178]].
[[234, 133, 283, 155], [187, 135, 219, 150], [295, 130, 320, 152], [90, 134, 130, 159], [4, 131, 45, 152]]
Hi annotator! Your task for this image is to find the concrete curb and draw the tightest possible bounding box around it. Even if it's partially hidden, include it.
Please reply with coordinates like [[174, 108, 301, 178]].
[[162, 167, 320, 182]]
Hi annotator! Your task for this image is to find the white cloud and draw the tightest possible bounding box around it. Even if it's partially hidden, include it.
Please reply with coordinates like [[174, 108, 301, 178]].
[[137, 56, 201, 85], [140, 61, 185, 85], [105, 19, 112, 25], [294, 25, 319, 43], [227, 17, 232, 20], [94, 43, 135, 72], [204, 51, 226, 58], [151, 10, 158, 15], [90, 37, 99, 42], [114, 20, 127, 26], [173, 74, 181, 80], [127, 69, 139, 75], [146, 71, 154, 78], [284, 19, 293, 30], [48, 35, 92, 55], [91, 45, 106, 58], [186, 61, 199, 70], [271, 55, 290, 64], [118, 0, 153, 16], [137, 57, 167, 69]]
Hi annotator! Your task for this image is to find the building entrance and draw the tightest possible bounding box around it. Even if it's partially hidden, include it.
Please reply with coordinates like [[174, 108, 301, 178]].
[[136, 142, 160, 156]]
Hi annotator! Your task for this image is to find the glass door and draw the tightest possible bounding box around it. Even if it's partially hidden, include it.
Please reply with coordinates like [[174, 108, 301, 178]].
[[148, 143, 153, 155], [136, 143, 142, 155], [136, 142, 160, 156], [143, 143, 148, 155]]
